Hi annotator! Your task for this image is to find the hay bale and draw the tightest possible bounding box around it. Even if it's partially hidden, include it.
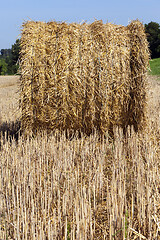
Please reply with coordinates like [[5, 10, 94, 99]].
[[20, 20, 149, 135]]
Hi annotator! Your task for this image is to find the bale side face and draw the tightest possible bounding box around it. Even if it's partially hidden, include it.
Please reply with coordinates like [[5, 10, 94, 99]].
[[20, 20, 150, 134], [127, 20, 150, 131]]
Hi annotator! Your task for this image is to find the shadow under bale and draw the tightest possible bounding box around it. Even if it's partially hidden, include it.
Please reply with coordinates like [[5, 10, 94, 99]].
[[0, 120, 21, 145]]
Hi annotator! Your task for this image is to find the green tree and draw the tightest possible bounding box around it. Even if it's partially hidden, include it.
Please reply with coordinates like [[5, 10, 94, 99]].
[[145, 21, 160, 58], [0, 39, 20, 75], [9, 39, 20, 74], [11, 39, 20, 65], [0, 49, 11, 58], [0, 59, 8, 75]]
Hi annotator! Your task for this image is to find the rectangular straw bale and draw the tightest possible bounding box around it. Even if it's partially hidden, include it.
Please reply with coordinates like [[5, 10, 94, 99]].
[[20, 20, 150, 135]]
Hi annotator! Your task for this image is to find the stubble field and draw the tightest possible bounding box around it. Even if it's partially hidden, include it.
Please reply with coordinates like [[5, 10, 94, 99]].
[[0, 75, 160, 239]]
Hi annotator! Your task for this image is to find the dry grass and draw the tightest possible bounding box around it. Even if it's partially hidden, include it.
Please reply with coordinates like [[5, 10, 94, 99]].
[[0, 76, 160, 239]]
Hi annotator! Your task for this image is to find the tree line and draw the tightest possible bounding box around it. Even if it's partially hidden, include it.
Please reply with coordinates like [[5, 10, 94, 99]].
[[145, 21, 160, 59], [0, 21, 160, 75], [0, 39, 20, 75]]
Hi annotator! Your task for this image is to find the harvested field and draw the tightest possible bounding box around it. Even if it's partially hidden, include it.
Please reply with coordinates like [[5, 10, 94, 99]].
[[147, 75, 160, 124], [0, 75, 20, 122], [0, 74, 160, 239]]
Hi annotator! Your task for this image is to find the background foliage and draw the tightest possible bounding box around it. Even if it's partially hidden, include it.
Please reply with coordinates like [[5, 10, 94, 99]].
[[0, 39, 20, 75], [145, 21, 160, 59]]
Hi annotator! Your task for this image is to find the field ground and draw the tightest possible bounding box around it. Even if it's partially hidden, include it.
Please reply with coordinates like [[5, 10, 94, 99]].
[[0, 75, 20, 122], [147, 75, 160, 124], [0, 75, 160, 239]]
